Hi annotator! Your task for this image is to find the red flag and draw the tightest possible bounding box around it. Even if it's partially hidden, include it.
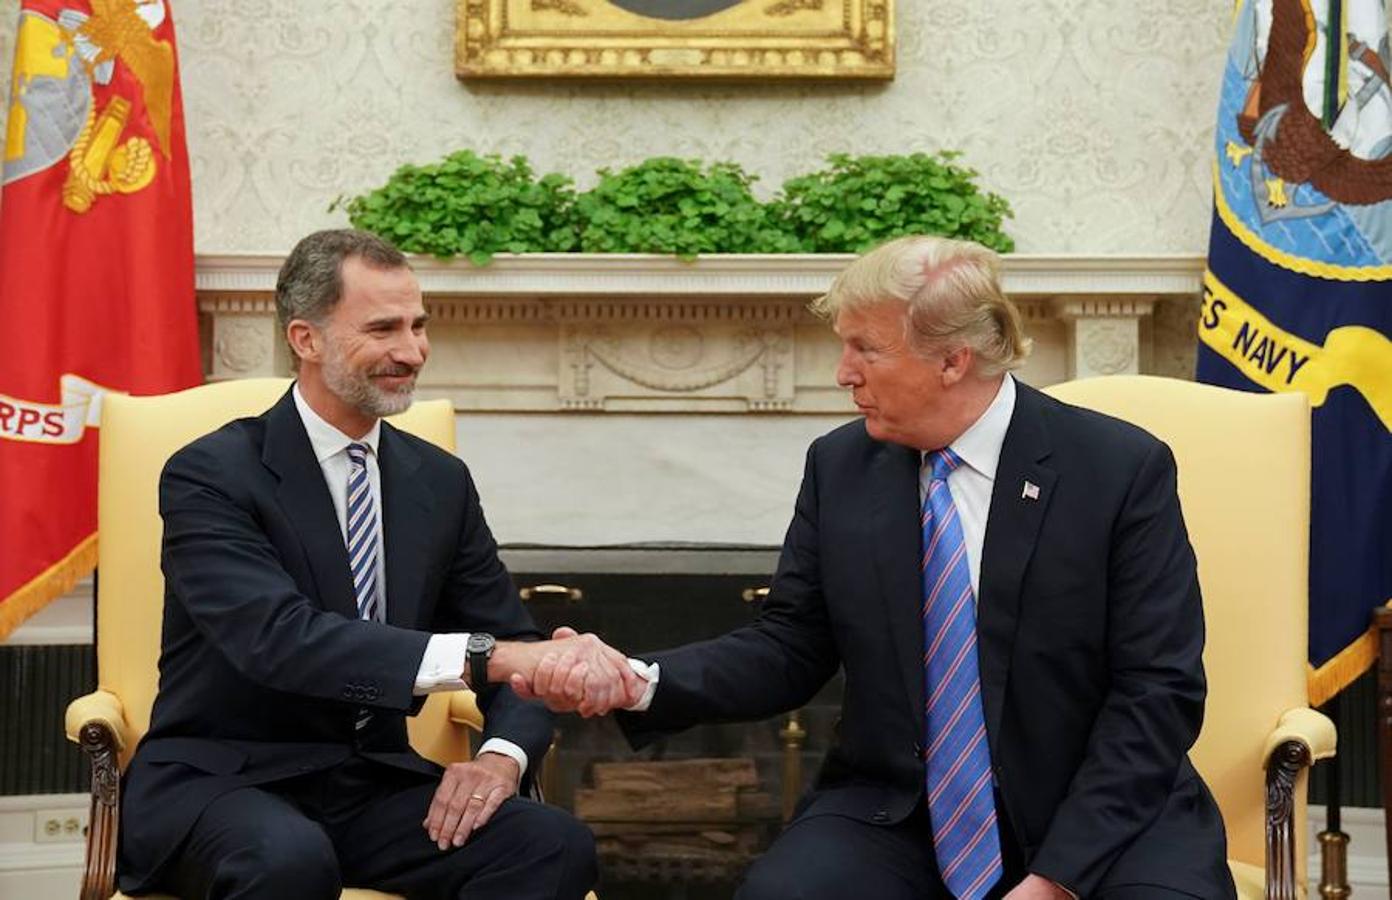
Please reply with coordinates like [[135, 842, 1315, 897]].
[[0, 0, 201, 637]]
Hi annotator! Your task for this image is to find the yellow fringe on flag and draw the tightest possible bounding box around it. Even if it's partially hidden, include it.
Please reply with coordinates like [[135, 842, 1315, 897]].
[[0, 533, 98, 641], [1306, 602, 1392, 707]]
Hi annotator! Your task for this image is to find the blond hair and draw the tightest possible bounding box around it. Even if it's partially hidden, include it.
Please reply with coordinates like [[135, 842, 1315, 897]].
[[812, 235, 1031, 376]]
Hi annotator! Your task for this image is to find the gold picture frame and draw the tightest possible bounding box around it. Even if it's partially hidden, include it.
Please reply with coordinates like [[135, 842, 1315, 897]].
[[455, 0, 894, 80]]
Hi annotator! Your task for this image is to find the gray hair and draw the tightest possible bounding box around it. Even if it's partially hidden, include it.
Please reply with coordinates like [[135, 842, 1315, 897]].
[[275, 229, 409, 366], [812, 235, 1032, 377]]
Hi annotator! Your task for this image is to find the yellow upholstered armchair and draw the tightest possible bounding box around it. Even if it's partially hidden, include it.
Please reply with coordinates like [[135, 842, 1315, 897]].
[[63, 379, 483, 900], [1044, 376, 1336, 899]]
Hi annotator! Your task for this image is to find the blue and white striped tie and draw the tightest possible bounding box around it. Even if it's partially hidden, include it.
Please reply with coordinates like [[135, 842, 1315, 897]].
[[347, 443, 380, 731], [346, 442, 380, 624], [922, 448, 1002, 899]]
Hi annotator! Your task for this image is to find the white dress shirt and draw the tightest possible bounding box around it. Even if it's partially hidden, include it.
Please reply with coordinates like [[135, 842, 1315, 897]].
[[921, 374, 1016, 599], [292, 386, 528, 776]]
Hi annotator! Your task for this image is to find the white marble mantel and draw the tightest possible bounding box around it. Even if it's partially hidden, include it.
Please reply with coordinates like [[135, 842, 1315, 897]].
[[198, 253, 1205, 298], [194, 253, 1205, 547], [199, 253, 1205, 413]]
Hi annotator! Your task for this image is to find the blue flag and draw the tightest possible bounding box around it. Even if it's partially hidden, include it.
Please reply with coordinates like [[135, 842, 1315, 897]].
[[1198, 0, 1392, 705]]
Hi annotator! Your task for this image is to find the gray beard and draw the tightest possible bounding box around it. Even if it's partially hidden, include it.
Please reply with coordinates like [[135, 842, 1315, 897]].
[[322, 353, 415, 419]]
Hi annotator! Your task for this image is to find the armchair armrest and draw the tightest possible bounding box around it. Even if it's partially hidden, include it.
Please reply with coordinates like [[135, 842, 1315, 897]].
[[65, 689, 130, 752], [1263, 706, 1337, 900], [448, 689, 485, 732], [1262, 706, 1337, 766], [64, 690, 128, 900]]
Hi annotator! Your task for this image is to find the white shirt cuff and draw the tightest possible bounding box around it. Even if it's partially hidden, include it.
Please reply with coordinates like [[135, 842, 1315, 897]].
[[418, 635, 530, 783], [477, 738, 530, 782], [416, 633, 471, 693], [626, 658, 659, 711]]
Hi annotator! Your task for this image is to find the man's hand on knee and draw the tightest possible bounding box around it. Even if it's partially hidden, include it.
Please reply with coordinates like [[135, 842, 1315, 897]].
[[423, 752, 521, 850]]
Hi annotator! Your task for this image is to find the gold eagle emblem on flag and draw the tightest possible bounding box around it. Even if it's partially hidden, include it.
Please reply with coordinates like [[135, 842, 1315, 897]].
[[3, 1, 174, 213]]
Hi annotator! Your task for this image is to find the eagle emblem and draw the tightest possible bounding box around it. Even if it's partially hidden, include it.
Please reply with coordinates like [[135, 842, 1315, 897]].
[[3, 1, 174, 213], [1216, 0, 1392, 270]]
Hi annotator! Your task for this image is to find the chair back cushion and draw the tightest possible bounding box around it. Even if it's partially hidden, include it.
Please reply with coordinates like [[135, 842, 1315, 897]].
[[1043, 375, 1310, 870], [97, 378, 457, 763]]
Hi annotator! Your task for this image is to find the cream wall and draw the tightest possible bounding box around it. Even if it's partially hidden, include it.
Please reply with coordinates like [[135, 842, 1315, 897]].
[[1, 0, 1234, 255]]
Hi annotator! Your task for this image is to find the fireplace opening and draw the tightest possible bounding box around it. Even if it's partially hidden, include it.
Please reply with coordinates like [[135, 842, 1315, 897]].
[[500, 545, 847, 900]]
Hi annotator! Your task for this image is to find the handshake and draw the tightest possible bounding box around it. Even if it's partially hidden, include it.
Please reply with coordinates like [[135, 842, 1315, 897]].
[[489, 627, 649, 717]]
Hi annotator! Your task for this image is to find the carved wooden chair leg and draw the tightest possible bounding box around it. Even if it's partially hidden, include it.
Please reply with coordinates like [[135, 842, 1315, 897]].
[[77, 721, 122, 900], [1265, 739, 1312, 900]]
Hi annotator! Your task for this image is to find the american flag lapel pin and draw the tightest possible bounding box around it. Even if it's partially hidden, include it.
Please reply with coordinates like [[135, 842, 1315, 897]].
[[1021, 480, 1040, 501]]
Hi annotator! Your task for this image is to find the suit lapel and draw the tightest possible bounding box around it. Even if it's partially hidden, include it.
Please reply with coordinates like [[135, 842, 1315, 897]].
[[378, 424, 435, 629], [977, 382, 1055, 759], [869, 440, 930, 728], [262, 389, 358, 620]]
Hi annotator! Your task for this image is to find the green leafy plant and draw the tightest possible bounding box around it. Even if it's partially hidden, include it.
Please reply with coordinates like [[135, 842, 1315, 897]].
[[336, 150, 578, 265], [337, 150, 1015, 262], [770, 152, 1015, 253], [571, 158, 801, 258]]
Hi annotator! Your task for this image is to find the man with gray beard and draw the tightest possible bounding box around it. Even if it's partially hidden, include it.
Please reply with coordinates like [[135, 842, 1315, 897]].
[[117, 230, 637, 899]]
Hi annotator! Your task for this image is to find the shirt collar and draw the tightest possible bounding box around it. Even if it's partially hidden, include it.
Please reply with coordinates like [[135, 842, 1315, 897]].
[[922, 373, 1016, 482], [292, 382, 381, 464]]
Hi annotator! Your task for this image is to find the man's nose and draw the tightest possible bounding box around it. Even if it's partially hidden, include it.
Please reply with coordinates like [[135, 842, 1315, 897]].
[[394, 331, 428, 366], [835, 349, 861, 388]]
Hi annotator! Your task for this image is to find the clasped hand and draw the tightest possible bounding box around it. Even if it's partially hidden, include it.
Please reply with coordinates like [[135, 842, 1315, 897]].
[[508, 627, 646, 717]]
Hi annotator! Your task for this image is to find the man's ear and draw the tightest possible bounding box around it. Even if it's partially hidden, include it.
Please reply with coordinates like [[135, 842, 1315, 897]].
[[286, 319, 321, 366], [940, 345, 973, 387]]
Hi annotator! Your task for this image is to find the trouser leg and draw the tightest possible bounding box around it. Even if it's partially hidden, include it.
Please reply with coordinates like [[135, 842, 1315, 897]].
[[163, 786, 341, 900]]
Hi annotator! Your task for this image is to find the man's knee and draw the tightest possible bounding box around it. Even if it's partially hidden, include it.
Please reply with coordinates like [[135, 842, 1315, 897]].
[[527, 803, 596, 869], [482, 801, 596, 881], [737, 856, 792, 900], [444, 801, 593, 900], [209, 818, 340, 898], [556, 808, 597, 865], [736, 815, 931, 900], [738, 851, 840, 900], [1096, 887, 1205, 899]]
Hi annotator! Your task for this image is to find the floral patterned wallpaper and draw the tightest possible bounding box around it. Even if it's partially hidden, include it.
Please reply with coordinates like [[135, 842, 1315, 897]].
[[1, 0, 1234, 254]]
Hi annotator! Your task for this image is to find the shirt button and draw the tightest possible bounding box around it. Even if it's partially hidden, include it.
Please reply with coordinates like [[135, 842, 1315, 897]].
[[871, 810, 889, 824]]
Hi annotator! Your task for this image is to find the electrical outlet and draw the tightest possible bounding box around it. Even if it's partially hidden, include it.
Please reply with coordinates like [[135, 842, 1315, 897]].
[[34, 807, 87, 843]]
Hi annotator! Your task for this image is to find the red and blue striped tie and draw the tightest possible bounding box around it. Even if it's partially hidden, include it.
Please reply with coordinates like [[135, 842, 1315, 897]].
[[922, 448, 1002, 899]]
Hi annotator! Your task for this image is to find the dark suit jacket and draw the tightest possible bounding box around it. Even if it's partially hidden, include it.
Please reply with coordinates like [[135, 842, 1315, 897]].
[[619, 382, 1233, 897], [117, 388, 552, 892]]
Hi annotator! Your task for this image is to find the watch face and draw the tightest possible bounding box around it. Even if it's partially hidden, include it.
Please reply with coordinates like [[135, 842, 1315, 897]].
[[468, 633, 494, 653]]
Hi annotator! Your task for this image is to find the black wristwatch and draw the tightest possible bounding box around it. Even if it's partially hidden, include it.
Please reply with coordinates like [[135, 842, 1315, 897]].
[[466, 632, 496, 688]]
